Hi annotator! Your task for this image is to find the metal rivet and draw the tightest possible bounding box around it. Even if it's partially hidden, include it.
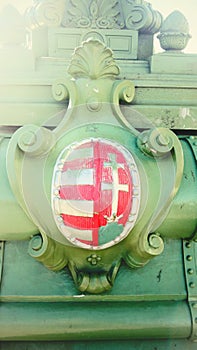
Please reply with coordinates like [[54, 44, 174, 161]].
[[133, 189, 139, 196], [87, 98, 101, 112], [187, 255, 193, 261], [185, 242, 191, 248], [19, 131, 36, 147], [148, 234, 162, 249], [157, 134, 169, 146], [188, 268, 194, 275], [189, 282, 195, 288], [31, 235, 43, 251]]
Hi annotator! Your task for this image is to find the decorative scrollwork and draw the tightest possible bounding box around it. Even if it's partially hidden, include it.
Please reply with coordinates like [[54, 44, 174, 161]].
[[137, 127, 184, 231], [137, 127, 174, 157], [28, 233, 68, 271], [112, 80, 137, 133], [17, 124, 55, 157], [123, 232, 164, 269], [25, 0, 65, 29], [69, 260, 121, 294], [125, 0, 162, 34], [52, 80, 69, 102]]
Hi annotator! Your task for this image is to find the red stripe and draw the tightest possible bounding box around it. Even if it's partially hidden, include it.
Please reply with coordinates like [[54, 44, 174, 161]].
[[118, 167, 130, 184], [92, 228, 99, 246], [118, 191, 132, 224], [62, 213, 99, 229]]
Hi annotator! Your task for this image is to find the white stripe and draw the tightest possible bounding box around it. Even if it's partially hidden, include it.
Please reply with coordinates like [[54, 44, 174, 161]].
[[77, 168, 94, 185], [60, 225, 93, 241], [117, 184, 129, 192], [102, 182, 128, 192], [59, 199, 94, 217], [66, 147, 93, 161], [101, 182, 113, 191], [61, 168, 94, 186]]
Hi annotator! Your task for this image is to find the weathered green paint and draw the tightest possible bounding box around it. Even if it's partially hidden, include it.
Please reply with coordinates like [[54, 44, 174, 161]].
[[0, 239, 191, 340], [0, 0, 197, 346], [0, 239, 187, 300], [0, 301, 191, 341], [1, 340, 197, 350]]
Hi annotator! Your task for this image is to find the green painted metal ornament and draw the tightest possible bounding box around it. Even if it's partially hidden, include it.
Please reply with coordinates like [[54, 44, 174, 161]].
[[2, 39, 195, 294], [0, 0, 197, 345]]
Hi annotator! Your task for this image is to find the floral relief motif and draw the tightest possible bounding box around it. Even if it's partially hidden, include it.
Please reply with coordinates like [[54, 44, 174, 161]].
[[87, 254, 102, 266], [26, 0, 162, 34], [61, 0, 124, 29]]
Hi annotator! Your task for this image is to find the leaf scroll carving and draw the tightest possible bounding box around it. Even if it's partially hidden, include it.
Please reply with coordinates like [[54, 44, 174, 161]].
[[61, 0, 124, 29]]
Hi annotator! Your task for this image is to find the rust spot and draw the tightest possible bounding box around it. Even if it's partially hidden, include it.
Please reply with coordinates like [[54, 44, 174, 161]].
[[191, 170, 195, 182], [157, 269, 162, 282]]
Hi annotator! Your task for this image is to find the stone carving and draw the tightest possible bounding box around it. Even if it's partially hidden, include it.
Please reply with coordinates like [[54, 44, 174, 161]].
[[61, 0, 124, 29], [124, 0, 162, 33], [157, 11, 191, 52], [25, 0, 162, 34], [26, 0, 65, 28]]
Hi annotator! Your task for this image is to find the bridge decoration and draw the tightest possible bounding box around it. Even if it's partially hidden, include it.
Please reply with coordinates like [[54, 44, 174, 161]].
[[26, 0, 162, 33], [5, 38, 195, 294]]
